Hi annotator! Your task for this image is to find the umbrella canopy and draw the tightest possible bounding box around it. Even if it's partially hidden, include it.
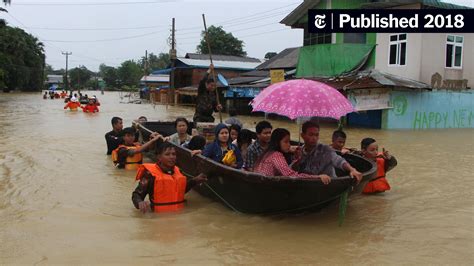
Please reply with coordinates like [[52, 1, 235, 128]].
[[251, 79, 354, 120]]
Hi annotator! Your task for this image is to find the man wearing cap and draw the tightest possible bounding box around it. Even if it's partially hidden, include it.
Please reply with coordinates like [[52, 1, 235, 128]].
[[193, 64, 222, 123], [63, 97, 81, 111]]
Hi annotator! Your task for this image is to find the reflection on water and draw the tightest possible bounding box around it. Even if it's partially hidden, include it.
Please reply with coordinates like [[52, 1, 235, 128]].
[[0, 92, 472, 264]]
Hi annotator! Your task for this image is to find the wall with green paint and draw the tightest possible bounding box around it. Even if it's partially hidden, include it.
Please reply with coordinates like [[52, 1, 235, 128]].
[[384, 90, 474, 129]]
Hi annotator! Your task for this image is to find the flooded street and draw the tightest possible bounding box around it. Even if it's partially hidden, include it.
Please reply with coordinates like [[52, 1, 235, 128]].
[[0, 92, 472, 264]]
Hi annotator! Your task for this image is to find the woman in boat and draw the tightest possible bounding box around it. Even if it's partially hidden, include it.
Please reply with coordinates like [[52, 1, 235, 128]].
[[167, 117, 192, 146], [254, 128, 331, 184], [202, 123, 243, 169], [359, 138, 397, 194], [236, 129, 255, 167], [132, 142, 208, 213]]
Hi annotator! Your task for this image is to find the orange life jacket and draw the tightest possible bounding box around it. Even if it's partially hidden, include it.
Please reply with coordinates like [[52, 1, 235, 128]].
[[363, 155, 391, 194], [64, 102, 81, 110], [135, 164, 187, 213], [82, 104, 99, 113], [111, 144, 143, 170]]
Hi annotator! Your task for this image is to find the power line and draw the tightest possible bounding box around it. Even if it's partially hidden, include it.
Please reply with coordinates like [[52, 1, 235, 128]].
[[43, 30, 167, 43], [26, 25, 169, 31], [12, 0, 176, 6]]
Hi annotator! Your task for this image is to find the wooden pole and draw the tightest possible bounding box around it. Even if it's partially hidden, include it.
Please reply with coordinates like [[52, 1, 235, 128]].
[[202, 14, 223, 123]]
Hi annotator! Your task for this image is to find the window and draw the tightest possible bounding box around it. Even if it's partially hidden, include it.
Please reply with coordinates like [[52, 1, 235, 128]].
[[388, 34, 407, 66], [344, 33, 366, 44], [304, 33, 332, 46], [446, 35, 463, 68]]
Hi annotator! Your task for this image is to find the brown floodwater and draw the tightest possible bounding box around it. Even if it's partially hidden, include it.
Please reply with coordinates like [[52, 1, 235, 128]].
[[0, 92, 472, 264]]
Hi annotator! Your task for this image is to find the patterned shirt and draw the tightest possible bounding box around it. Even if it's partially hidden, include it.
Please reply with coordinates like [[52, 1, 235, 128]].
[[296, 143, 347, 178], [254, 151, 315, 178], [245, 140, 265, 170], [168, 133, 192, 146]]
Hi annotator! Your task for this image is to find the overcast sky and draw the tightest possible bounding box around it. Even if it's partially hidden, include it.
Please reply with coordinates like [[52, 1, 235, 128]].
[[2, 0, 473, 72]]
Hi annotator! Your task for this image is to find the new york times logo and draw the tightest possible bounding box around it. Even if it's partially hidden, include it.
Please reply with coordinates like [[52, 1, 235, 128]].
[[314, 14, 326, 29], [308, 9, 474, 33]]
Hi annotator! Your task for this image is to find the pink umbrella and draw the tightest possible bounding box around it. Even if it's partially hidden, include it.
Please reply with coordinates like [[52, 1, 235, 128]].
[[251, 79, 354, 120]]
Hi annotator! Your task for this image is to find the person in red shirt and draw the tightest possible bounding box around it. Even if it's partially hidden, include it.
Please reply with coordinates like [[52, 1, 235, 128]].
[[64, 97, 81, 111], [81, 98, 99, 113], [254, 128, 331, 184]]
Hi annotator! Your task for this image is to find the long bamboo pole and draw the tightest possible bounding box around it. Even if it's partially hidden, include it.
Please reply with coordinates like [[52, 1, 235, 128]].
[[202, 14, 223, 123]]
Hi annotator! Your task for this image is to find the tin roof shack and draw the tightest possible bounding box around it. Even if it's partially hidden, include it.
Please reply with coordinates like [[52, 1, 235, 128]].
[[139, 74, 169, 100], [172, 54, 261, 106]]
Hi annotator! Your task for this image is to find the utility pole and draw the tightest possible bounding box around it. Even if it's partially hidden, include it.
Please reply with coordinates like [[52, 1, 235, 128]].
[[169, 17, 176, 107], [62, 51, 72, 91], [144, 50, 148, 101]]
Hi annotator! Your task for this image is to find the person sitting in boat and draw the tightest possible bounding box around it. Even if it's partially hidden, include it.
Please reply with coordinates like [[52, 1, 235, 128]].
[[105, 117, 124, 155], [359, 138, 397, 194], [81, 98, 99, 113], [245, 121, 272, 172], [224, 108, 243, 128], [254, 128, 331, 184], [293, 121, 362, 182], [202, 123, 243, 169], [112, 127, 162, 170], [63, 97, 81, 111], [229, 124, 241, 144], [330, 130, 355, 155], [183, 135, 207, 156], [167, 117, 192, 146], [132, 142, 208, 213], [133, 116, 147, 143], [236, 129, 255, 166], [193, 64, 223, 123]]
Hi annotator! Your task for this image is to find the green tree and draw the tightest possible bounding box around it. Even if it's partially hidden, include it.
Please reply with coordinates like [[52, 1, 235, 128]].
[[264, 52, 277, 60], [196, 25, 246, 56], [100, 65, 119, 89], [0, 23, 45, 91], [117, 60, 142, 88], [69, 66, 92, 89], [139, 52, 170, 73]]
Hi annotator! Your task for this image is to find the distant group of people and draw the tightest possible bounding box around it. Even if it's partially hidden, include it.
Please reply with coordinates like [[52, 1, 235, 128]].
[[63, 92, 100, 113], [43, 90, 68, 99]]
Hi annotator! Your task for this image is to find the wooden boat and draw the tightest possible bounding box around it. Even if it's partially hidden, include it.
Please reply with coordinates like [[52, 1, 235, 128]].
[[139, 121, 377, 215]]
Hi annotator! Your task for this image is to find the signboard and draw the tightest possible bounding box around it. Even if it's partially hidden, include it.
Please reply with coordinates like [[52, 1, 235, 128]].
[[270, 69, 285, 84], [349, 88, 391, 111]]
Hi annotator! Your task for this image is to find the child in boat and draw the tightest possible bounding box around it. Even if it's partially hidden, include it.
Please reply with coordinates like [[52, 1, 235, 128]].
[[112, 127, 162, 170], [229, 124, 241, 144], [360, 138, 397, 194], [330, 130, 355, 154], [245, 120, 273, 171], [254, 128, 331, 184], [184, 135, 207, 156], [81, 98, 100, 113], [202, 123, 243, 169], [63, 97, 81, 111], [167, 117, 192, 146]]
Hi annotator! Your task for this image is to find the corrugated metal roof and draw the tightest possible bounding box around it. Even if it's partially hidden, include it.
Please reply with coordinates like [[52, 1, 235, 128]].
[[140, 74, 169, 83], [185, 53, 262, 63], [256, 47, 300, 70], [176, 57, 261, 70]]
